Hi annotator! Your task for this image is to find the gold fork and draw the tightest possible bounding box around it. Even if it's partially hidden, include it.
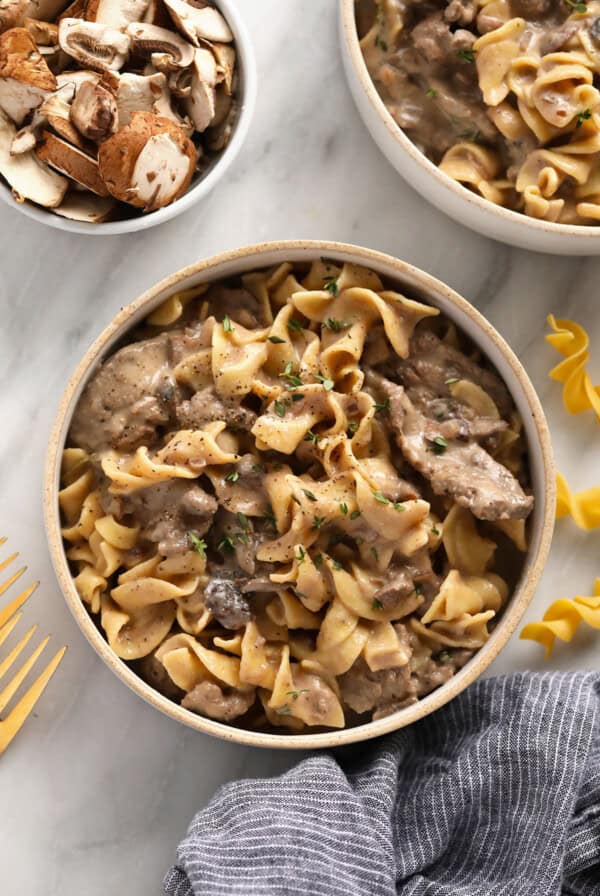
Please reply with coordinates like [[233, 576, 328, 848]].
[[0, 537, 66, 754]]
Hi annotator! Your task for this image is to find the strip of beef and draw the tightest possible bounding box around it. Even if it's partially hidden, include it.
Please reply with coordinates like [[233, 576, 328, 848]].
[[372, 566, 415, 612], [411, 394, 508, 442], [339, 657, 412, 715], [176, 385, 257, 432], [70, 334, 177, 453], [203, 285, 265, 329], [394, 330, 513, 419], [111, 479, 217, 555], [136, 653, 184, 702], [182, 681, 256, 721], [369, 373, 533, 521]]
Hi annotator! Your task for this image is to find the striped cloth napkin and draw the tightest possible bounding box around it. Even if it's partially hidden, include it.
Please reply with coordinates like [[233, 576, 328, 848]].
[[163, 672, 600, 895]]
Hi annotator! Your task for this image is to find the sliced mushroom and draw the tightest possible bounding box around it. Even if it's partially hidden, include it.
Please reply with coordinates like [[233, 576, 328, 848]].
[[204, 86, 234, 151], [57, 0, 85, 21], [142, 0, 172, 27], [53, 189, 115, 220], [98, 110, 195, 210], [210, 41, 234, 94], [126, 22, 194, 69], [167, 65, 191, 97], [184, 45, 216, 132], [85, 0, 150, 30], [59, 18, 130, 71], [0, 107, 67, 205], [41, 79, 93, 149], [0, 27, 57, 125], [0, 0, 70, 32], [36, 129, 109, 194], [162, 0, 232, 45], [116, 70, 190, 132], [70, 79, 116, 140], [23, 17, 59, 45]]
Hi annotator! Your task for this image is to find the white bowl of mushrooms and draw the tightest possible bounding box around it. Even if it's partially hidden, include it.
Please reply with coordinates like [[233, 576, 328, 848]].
[[0, 0, 256, 233]]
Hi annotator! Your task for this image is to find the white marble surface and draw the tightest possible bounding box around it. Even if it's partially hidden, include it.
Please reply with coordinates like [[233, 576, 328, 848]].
[[1, 2, 600, 893]]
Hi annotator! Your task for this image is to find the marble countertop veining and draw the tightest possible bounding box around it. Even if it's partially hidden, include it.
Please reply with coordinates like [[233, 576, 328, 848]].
[[1, 2, 600, 893]]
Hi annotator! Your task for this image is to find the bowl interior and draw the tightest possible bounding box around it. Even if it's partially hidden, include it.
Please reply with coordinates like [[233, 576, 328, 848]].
[[340, 0, 600, 247], [45, 241, 555, 748], [0, 0, 257, 236]]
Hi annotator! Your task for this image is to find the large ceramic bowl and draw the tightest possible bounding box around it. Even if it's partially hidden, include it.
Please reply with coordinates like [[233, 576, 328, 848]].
[[44, 241, 555, 748], [339, 0, 600, 256], [0, 0, 256, 236]]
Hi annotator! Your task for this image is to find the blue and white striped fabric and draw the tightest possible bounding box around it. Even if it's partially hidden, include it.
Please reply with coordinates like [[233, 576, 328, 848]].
[[164, 672, 600, 895]]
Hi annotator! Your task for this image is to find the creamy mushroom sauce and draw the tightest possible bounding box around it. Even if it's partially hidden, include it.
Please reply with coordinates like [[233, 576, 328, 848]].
[[59, 260, 533, 733], [358, 0, 600, 224]]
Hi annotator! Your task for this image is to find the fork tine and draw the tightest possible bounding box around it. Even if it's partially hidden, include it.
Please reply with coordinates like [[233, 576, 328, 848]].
[[0, 567, 27, 600], [0, 612, 24, 648], [0, 582, 38, 629], [0, 636, 50, 714], [0, 537, 6, 548], [0, 552, 18, 575], [0, 624, 38, 684], [0, 646, 66, 754]]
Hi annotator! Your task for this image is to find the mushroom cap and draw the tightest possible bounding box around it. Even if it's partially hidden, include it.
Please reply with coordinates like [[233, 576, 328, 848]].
[[53, 189, 115, 221], [0, 27, 56, 124], [98, 109, 196, 210], [58, 17, 131, 71], [0, 28, 56, 90]]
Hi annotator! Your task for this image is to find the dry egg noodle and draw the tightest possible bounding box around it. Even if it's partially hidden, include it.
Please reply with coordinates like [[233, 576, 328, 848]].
[[59, 259, 533, 732]]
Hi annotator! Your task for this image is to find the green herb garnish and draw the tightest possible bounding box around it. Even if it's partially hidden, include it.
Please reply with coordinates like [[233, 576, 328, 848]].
[[237, 512, 249, 530], [431, 436, 448, 454], [276, 705, 292, 715], [457, 48, 476, 63], [371, 546, 379, 562], [279, 361, 304, 388], [218, 536, 235, 554], [576, 108, 592, 127], [347, 422, 359, 435], [225, 469, 239, 483], [315, 374, 334, 391], [372, 491, 390, 504], [426, 87, 437, 98], [303, 489, 317, 502], [187, 532, 207, 559], [287, 689, 309, 700], [323, 277, 339, 297], [314, 553, 323, 568], [438, 650, 452, 664], [324, 317, 351, 332], [304, 430, 319, 445], [287, 317, 304, 333], [223, 314, 234, 333], [311, 514, 326, 530], [445, 377, 460, 385], [374, 33, 388, 51], [372, 598, 384, 610], [274, 400, 287, 418], [339, 503, 348, 516], [565, 0, 587, 10], [431, 526, 440, 536], [350, 509, 361, 520], [268, 335, 286, 344], [374, 398, 390, 414], [296, 546, 306, 565], [263, 508, 277, 529], [393, 502, 405, 512]]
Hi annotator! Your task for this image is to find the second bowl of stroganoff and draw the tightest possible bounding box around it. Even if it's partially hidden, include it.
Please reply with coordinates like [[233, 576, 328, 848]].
[[45, 241, 555, 749], [0, 0, 256, 233], [341, 0, 600, 254]]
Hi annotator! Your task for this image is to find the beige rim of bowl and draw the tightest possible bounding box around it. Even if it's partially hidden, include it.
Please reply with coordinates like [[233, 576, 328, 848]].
[[44, 240, 556, 749], [340, 0, 600, 243]]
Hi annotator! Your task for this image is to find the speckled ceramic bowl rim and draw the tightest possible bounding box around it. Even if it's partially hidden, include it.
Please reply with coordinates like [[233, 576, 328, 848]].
[[0, 0, 256, 236], [340, 0, 600, 242], [44, 240, 556, 749]]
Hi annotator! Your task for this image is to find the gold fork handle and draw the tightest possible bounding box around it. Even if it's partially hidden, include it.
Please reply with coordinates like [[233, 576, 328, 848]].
[[0, 646, 66, 755]]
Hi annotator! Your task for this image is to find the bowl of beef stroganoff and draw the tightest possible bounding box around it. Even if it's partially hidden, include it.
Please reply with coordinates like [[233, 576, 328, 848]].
[[45, 241, 554, 748], [341, 0, 600, 253]]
